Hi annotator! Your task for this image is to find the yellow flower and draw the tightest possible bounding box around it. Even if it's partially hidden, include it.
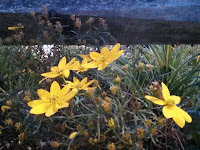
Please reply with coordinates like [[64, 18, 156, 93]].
[[72, 59, 89, 73], [145, 82, 192, 128], [1, 105, 11, 113], [28, 81, 76, 117], [41, 57, 76, 79], [69, 132, 77, 139], [83, 43, 124, 70], [108, 118, 115, 129], [66, 77, 95, 93]]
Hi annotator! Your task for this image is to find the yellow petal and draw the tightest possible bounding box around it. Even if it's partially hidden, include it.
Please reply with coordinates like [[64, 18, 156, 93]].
[[162, 105, 176, 119], [38, 89, 51, 101], [90, 52, 102, 61], [80, 55, 91, 61], [60, 84, 71, 96], [45, 104, 58, 117], [66, 58, 76, 68], [83, 80, 95, 89], [56, 101, 69, 109], [41, 72, 60, 78], [80, 77, 88, 85], [110, 43, 120, 55], [1, 105, 11, 113], [82, 58, 88, 64], [173, 114, 185, 128], [64, 91, 77, 101], [50, 81, 61, 96], [8, 27, 19, 30], [174, 106, 192, 123], [63, 69, 70, 78], [145, 95, 166, 105], [58, 57, 67, 69], [98, 62, 108, 70], [51, 66, 59, 72], [100, 47, 109, 55], [162, 82, 170, 101], [70, 61, 80, 70], [73, 77, 80, 85], [170, 95, 181, 104], [107, 50, 124, 63], [71, 61, 81, 70], [28, 100, 45, 107], [82, 61, 101, 69], [30, 103, 51, 115], [69, 132, 77, 139]]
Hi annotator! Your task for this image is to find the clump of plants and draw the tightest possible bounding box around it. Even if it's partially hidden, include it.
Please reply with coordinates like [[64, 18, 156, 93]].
[[0, 6, 200, 150]]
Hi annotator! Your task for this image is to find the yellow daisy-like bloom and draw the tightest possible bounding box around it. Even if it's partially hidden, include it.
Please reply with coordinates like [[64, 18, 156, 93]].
[[145, 82, 192, 128], [41, 57, 76, 79], [83, 43, 124, 70], [28, 81, 76, 117], [65, 77, 95, 93], [72, 58, 89, 73]]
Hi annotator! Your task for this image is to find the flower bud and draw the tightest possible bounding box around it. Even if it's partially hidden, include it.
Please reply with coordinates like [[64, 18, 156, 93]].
[[145, 119, 152, 127], [146, 64, 153, 71], [123, 64, 128, 73], [86, 88, 95, 97], [101, 91, 107, 98], [110, 86, 117, 95], [150, 127, 157, 135], [108, 118, 115, 129], [137, 61, 144, 72], [108, 143, 115, 150], [115, 75, 120, 84]]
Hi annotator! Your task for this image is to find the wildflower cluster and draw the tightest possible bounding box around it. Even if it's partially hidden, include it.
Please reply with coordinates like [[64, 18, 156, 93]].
[[1, 8, 198, 149], [28, 43, 124, 117]]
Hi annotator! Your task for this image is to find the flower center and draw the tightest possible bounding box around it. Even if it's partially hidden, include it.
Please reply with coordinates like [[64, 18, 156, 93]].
[[100, 56, 106, 62], [166, 99, 175, 106], [80, 66, 84, 70], [56, 69, 63, 74], [50, 95, 58, 102]]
